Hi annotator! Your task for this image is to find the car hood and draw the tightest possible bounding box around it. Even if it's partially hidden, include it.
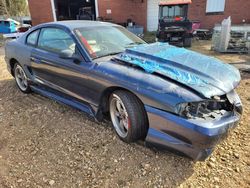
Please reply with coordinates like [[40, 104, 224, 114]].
[[115, 42, 241, 98]]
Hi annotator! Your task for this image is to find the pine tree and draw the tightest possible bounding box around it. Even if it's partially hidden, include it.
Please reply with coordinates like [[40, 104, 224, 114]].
[[0, 0, 10, 16], [8, 0, 29, 16], [0, 0, 29, 17]]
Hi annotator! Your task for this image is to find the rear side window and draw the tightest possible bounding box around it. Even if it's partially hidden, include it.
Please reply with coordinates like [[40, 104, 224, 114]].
[[38, 28, 76, 54], [26, 30, 40, 46]]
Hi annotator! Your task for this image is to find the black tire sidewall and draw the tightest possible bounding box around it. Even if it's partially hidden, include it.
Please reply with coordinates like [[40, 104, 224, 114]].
[[183, 37, 192, 47], [109, 91, 148, 143]]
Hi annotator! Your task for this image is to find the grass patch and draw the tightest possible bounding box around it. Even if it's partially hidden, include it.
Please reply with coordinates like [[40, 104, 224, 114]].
[[143, 32, 157, 43]]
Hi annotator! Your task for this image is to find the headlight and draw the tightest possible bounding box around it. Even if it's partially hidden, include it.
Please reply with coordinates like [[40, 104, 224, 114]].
[[175, 96, 234, 119], [227, 90, 243, 114]]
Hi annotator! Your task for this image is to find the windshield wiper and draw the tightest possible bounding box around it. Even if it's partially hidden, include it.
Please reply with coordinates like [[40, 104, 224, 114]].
[[93, 52, 123, 59], [125, 42, 144, 48]]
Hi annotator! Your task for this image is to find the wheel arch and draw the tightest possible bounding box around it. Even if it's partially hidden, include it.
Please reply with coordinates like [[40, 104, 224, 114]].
[[99, 87, 139, 112], [9, 58, 19, 76]]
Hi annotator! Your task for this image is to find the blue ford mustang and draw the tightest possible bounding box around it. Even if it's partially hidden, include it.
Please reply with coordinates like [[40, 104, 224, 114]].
[[5, 21, 242, 161]]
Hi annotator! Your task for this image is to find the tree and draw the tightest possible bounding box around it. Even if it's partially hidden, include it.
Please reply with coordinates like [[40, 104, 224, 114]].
[[0, 0, 29, 17], [0, 0, 9, 16]]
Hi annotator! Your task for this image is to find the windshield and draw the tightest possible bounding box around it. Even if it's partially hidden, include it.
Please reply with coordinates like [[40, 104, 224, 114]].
[[75, 26, 146, 59], [159, 5, 187, 21]]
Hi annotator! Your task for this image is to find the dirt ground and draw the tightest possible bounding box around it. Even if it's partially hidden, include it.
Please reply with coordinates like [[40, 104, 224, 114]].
[[0, 40, 249, 188]]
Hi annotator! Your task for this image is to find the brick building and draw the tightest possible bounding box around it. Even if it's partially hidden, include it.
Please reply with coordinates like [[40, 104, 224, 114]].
[[28, 0, 250, 31], [188, 0, 250, 30]]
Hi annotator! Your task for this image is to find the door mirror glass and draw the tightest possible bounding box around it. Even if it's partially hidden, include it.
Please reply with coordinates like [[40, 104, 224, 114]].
[[59, 50, 74, 59]]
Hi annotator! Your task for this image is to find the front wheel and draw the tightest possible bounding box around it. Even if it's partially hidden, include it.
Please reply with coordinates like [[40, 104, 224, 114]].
[[109, 90, 148, 143], [14, 64, 31, 93]]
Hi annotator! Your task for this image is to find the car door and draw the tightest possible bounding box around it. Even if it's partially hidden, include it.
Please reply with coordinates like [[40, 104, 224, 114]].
[[30, 27, 94, 104]]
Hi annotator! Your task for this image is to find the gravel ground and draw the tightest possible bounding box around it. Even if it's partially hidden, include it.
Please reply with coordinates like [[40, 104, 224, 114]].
[[0, 41, 249, 188]]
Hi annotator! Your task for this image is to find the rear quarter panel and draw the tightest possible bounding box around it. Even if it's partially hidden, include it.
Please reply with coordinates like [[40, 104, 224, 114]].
[[5, 36, 33, 77]]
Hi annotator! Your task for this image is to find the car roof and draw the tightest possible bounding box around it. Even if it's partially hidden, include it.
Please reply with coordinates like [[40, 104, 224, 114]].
[[40, 20, 119, 30]]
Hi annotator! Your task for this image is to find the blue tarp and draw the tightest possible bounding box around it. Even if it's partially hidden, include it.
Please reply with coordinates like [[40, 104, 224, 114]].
[[116, 43, 241, 98]]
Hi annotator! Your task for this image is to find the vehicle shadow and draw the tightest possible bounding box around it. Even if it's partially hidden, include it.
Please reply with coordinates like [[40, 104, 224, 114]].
[[0, 78, 195, 187], [229, 62, 250, 80]]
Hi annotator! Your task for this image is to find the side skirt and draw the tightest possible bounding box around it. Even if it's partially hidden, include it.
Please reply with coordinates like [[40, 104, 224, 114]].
[[30, 86, 95, 117]]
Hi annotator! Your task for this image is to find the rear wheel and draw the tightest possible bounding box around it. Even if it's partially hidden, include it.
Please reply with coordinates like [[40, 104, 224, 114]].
[[14, 64, 31, 93], [109, 90, 148, 143], [183, 37, 192, 47]]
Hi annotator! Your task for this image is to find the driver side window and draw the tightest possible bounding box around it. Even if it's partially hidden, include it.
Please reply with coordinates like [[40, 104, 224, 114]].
[[38, 28, 76, 54]]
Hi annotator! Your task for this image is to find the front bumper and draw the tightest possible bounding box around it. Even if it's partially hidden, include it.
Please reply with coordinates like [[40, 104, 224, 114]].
[[145, 105, 241, 161], [156, 30, 191, 42]]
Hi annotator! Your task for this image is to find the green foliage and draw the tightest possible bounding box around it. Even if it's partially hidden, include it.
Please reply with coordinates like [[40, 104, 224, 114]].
[[0, 0, 9, 15], [0, 0, 29, 16], [143, 32, 157, 43]]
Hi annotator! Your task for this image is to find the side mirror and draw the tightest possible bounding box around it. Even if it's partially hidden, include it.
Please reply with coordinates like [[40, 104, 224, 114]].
[[59, 50, 82, 64]]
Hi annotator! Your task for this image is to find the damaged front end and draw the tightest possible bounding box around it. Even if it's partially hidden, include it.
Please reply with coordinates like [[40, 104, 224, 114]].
[[176, 90, 242, 120], [145, 89, 242, 161], [116, 42, 241, 99], [115, 42, 243, 160], [145, 90, 242, 161]]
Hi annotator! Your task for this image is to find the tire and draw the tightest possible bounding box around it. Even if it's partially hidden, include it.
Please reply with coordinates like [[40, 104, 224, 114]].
[[183, 37, 192, 47], [109, 90, 148, 143], [14, 63, 31, 93]]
